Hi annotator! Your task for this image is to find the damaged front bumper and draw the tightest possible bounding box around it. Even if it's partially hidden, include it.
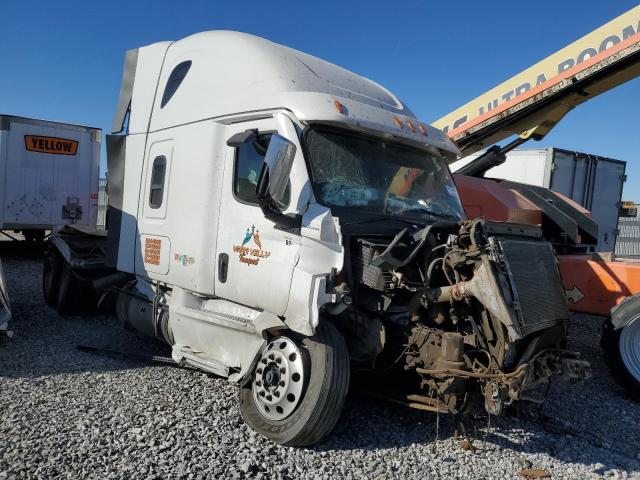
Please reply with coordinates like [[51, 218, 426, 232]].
[[415, 349, 590, 415], [512, 349, 591, 405]]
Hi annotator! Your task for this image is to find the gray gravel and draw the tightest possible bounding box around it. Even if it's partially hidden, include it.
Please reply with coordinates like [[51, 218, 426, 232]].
[[1, 249, 639, 479]]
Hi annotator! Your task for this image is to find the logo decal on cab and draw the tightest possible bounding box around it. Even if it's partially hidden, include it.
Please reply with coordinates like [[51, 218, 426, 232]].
[[233, 225, 271, 266]]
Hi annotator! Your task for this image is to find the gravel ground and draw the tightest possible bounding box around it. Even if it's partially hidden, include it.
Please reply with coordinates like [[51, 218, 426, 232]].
[[1, 248, 639, 479]]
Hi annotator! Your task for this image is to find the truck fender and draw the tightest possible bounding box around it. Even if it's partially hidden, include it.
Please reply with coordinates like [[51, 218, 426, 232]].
[[229, 311, 287, 384], [254, 311, 287, 335], [50, 235, 73, 264]]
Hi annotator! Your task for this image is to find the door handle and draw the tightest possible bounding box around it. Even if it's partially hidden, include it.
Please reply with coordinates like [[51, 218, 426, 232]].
[[218, 253, 229, 283]]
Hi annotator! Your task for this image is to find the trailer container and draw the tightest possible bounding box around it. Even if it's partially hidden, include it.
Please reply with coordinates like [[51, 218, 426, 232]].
[[452, 147, 626, 251], [0, 115, 101, 240]]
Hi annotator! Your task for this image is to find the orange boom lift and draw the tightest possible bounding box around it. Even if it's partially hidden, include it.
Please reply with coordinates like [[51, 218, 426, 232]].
[[432, 5, 640, 398]]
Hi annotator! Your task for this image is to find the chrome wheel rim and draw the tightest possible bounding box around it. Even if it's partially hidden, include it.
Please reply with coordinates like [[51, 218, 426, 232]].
[[620, 314, 640, 383], [252, 337, 305, 421]]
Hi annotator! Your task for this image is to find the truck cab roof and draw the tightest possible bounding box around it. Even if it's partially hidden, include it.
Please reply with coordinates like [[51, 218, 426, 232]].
[[115, 30, 459, 159]]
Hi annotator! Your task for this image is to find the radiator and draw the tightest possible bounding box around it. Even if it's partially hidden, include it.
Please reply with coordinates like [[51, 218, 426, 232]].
[[498, 239, 568, 337]]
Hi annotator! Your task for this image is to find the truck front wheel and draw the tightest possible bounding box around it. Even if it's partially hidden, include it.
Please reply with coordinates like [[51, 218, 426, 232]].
[[602, 296, 640, 400], [239, 321, 350, 446]]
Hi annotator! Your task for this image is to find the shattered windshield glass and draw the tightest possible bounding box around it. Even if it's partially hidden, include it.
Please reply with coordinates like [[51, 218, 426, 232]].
[[305, 127, 465, 221]]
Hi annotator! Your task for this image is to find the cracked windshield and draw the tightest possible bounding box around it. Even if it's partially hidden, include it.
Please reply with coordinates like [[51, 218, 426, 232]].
[[306, 128, 464, 221]]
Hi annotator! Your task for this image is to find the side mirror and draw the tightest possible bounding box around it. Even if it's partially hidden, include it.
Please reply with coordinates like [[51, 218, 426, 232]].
[[256, 134, 300, 230], [226, 129, 301, 231], [259, 134, 296, 208]]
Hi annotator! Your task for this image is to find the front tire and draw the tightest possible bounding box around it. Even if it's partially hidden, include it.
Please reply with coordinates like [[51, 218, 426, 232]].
[[602, 297, 640, 400], [239, 321, 350, 447]]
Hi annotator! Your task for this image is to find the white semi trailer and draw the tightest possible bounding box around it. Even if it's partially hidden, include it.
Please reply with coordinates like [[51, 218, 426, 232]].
[[0, 115, 101, 241], [0, 115, 100, 336], [44, 32, 587, 446], [452, 147, 627, 252]]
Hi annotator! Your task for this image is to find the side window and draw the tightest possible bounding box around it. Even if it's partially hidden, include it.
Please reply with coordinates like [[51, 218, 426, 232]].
[[233, 135, 291, 207], [149, 155, 167, 208], [160, 61, 192, 108]]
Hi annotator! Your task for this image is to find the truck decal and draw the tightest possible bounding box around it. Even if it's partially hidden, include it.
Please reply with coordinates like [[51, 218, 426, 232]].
[[174, 253, 195, 266], [233, 225, 270, 266], [24, 135, 78, 155], [144, 237, 162, 265]]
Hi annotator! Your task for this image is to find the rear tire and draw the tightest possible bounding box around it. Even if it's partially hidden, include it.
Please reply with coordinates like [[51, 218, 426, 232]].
[[24, 230, 45, 243], [57, 263, 96, 314], [57, 263, 77, 314], [43, 249, 62, 307], [239, 321, 350, 447], [602, 297, 640, 401]]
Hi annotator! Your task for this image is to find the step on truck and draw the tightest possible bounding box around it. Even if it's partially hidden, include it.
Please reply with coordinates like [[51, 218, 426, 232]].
[[44, 31, 588, 446]]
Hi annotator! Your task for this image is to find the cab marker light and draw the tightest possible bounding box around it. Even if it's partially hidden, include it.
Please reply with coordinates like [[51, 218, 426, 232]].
[[393, 117, 404, 129], [419, 123, 429, 136], [334, 100, 346, 115], [406, 120, 416, 132]]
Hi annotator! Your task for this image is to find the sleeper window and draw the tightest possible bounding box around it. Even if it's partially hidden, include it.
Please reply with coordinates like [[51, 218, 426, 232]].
[[160, 61, 192, 108], [233, 134, 290, 207], [149, 155, 167, 208]]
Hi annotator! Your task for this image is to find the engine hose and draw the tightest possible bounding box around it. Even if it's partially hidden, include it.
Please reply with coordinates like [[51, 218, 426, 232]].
[[416, 348, 573, 381], [431, 243, 447, 253], [415, 363, 528, 380], [441, 250, 458, 286], [400, 221, 457, 267], [426, 256, 443, 287]]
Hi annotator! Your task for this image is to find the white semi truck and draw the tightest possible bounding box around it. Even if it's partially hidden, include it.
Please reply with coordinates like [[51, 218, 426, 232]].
[[44, 31, 588, 446]]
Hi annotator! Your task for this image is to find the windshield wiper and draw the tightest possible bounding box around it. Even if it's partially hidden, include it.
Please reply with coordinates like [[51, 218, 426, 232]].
[[384, 204, 457, 223], [422, 209, 460, 221], [342, 214, 432, 227]]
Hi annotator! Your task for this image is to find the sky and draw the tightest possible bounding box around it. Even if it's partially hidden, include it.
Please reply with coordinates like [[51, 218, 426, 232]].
[[1, 1, 638, 200]]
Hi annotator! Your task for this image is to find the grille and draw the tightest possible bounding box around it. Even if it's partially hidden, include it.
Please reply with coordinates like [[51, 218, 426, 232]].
[[498, 239, 568, 337], [352, 238, 395, 291]]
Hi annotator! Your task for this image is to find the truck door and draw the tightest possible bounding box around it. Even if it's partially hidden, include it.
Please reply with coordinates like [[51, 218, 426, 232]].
[[214, 116, 303, 315]]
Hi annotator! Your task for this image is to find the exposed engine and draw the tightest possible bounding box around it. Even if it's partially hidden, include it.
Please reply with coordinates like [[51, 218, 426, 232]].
[[334, 218, 589, 415]]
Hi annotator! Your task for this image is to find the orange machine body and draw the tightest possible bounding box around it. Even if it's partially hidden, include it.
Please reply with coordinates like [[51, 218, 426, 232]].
[[454, 174, 640, 317], [453, 174, 541, 225], [558, 255, 640, 316]]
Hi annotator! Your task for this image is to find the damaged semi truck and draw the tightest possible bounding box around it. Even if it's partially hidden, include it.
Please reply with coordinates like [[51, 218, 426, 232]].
[[43, 32, 588, 446]]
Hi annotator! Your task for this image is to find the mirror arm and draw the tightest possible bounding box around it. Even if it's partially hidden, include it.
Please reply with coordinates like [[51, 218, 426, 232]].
[[256, 169, 301, 232], [256, 193, 302, 232], [226, 129, 258, 147]]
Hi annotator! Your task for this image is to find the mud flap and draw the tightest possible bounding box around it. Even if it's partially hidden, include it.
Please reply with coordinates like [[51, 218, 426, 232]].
[[0, 258, 12, 337]]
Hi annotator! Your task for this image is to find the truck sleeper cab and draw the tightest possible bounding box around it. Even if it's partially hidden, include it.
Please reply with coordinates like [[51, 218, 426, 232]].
[[45, 31, 589, 447]]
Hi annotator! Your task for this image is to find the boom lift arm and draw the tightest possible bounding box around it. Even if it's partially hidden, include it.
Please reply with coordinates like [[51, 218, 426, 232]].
[[433, 5, 640, 157]]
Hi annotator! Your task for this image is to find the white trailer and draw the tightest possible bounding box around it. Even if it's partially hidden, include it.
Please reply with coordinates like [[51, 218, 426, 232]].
[[0, 115, 101, 241], [451, 147, 626, 251]]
